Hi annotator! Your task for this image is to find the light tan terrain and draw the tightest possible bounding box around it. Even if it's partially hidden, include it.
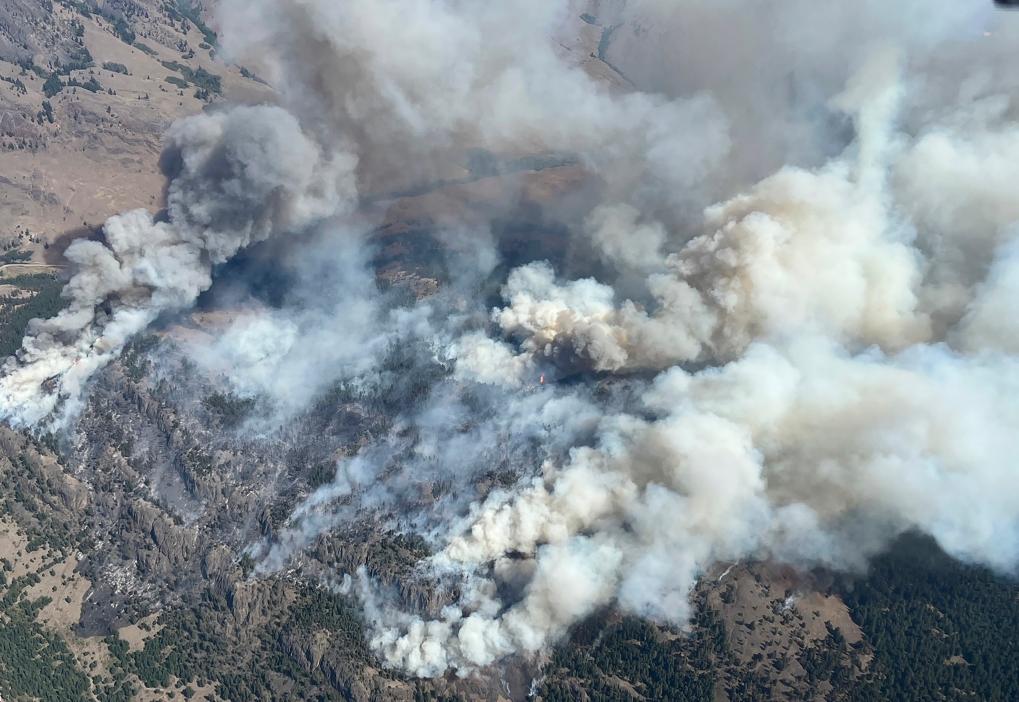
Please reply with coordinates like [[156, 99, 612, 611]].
[[0, 0, 271, 262], [706, 563, 871, 700], [0, 514, 222, 701]]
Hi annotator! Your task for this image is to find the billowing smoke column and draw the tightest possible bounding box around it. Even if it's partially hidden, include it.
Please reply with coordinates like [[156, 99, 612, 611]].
[[480, 52, 921, 374], [0, 106, 356, 427], [354, 51, 1019, 675], [3, 0, 1019, 683]]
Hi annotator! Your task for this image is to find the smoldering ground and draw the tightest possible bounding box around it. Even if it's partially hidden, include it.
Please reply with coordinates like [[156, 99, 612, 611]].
[[2, 0, 1019, 681]]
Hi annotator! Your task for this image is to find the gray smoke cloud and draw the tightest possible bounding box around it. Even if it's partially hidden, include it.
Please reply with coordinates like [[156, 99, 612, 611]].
[[349, 50, 1019, 674], [484, 52, 920, 374], [217, 0, 731, 208], [0, 105, 356, 428], [3, 0, 1019, 683], [238, 2, 1019, 678]]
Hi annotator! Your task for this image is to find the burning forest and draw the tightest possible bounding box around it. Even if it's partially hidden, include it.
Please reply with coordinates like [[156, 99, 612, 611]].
[[0, 0, 1017, 698]]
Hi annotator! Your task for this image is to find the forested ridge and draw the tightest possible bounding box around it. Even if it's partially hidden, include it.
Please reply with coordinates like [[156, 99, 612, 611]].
[[0, 273, 66, 358], [841, 535, 1019, 702]]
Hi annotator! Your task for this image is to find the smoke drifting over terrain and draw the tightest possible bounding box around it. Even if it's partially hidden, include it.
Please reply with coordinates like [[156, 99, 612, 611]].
[[0, 106, 355, 427], [3, 0, 1019, 680]]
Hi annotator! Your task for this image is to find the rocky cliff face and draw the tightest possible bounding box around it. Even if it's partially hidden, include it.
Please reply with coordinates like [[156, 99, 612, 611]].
[[0, 328, 471, 698], [0, 321, 885, 701]]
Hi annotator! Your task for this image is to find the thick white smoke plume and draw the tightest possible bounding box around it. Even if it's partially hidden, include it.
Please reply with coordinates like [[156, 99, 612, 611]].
[[356, 49, 1019, 674], [484, 52, 922, 375], [3, 0, 1019, 684], [0, 106, 356, 427]]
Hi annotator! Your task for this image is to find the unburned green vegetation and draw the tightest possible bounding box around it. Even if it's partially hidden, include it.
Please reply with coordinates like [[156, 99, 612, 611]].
[[0, 574, 90, 702], [538, 610, 723, 701], [841, 535, 1019, 702], [161, 60, 221, 94], [0, 273, 66, 358]]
